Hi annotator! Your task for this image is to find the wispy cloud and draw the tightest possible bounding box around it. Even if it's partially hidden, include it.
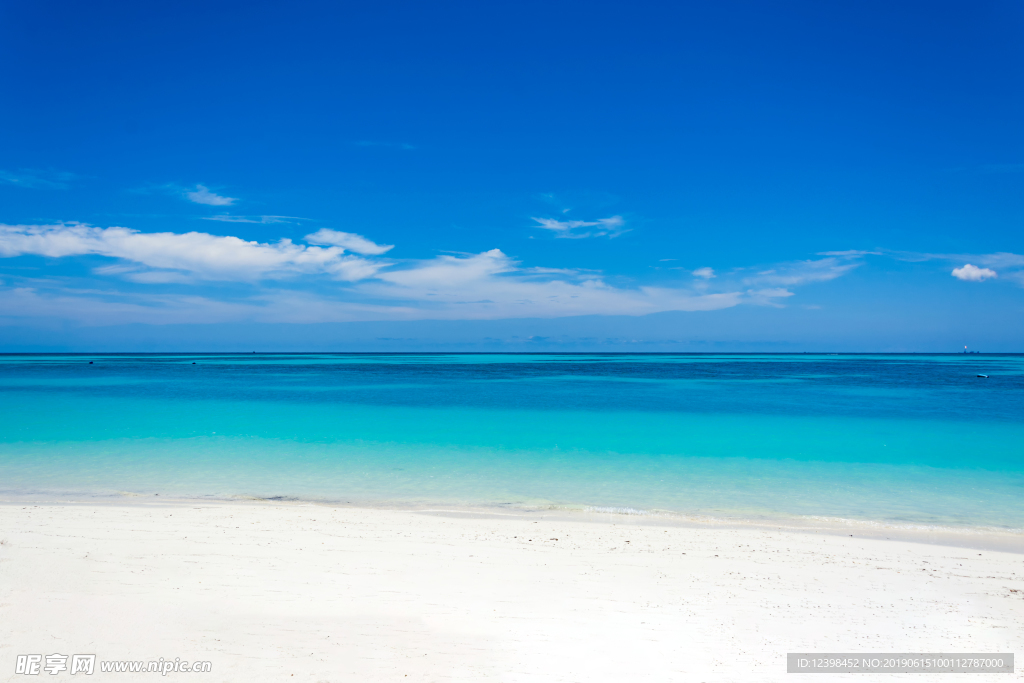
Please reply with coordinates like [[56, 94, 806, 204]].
[[532, 215, 627, 239], [0, 223, 381, 282], [959, 252, 1024, 269], [818, 250, 882, 258], [202, 215, 306, 224], [692, 267, 715, 279], [134, 182, 240, 206], [185, 184, 236, 206], [358, 249, 750, 318], [744, 287, 796, 307], [742, 256, 863, 287], [0, 169, 76, 189], [892, 249, 1024, 284], [304, 228, 393, 255], [0, 222, 866, 324], [951, 264, 997, 282]]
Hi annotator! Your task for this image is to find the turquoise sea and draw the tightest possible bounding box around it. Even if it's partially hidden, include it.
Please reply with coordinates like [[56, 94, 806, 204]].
[[1, 353, 1022, 529]]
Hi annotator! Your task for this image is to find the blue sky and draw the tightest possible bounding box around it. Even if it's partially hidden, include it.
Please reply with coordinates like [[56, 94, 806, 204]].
[[1, 0, 1023, 351]]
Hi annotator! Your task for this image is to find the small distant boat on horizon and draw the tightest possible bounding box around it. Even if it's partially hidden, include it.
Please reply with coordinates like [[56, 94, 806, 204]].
[[977, 374, 989, 378]]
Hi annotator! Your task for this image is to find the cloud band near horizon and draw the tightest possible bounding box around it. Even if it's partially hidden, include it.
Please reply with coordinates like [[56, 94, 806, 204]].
[[0, 222, 1013, 326]]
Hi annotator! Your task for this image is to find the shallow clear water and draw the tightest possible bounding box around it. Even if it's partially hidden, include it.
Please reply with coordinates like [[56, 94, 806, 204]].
[[1, 353, 1022, 528]]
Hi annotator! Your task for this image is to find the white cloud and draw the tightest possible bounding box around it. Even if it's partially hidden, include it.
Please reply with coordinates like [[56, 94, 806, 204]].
[[0, 222, 865, 325], [692, 267, 715, 279], [0, 285, 268, 326], [0, 283, 445, 326], [966, 252, 1024, 269], [951, 264, 997, 282], [743, 256, 862, 287], [893, 250, 1024, 270], [377, 249, 514, 288], [356, 250, 754, 318], [304, 228, 394, 255], [185, 184, 237, 206], [0, 223, 381, 282], [532, 215, 626, 239], [745, 287, 796, 307], [866, 249, 1024, 286]]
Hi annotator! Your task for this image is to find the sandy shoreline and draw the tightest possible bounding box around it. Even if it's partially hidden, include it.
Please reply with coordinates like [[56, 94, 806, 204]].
[[2, 500, 1022, 682]]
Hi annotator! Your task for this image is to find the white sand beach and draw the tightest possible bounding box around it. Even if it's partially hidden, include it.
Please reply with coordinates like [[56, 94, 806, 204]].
[[1, 501, 1022, 682]]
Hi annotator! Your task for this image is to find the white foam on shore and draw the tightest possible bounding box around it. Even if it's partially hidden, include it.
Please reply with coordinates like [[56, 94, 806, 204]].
[[584, 505, 651, 515], [2, 487, 1022, 552], [802, 514, 1024, 536]]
